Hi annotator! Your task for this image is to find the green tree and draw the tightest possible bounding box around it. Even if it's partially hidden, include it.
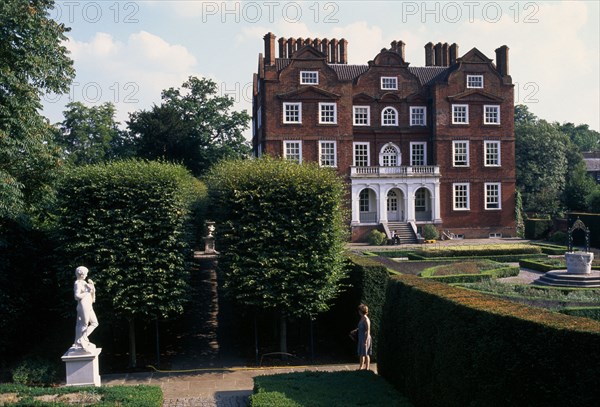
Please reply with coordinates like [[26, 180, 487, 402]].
[[54, 160, 206, 367], [587, 187, 600, 213], [205, 157, 348, 354], [562, 149, 596, 211], [0, 0, 75, 219], [514, 104, 538, 126], [515, 118, 568, 214], [56, 102, 124, 165], [127, 76, 251, 176], [558, 122, 600, 152]]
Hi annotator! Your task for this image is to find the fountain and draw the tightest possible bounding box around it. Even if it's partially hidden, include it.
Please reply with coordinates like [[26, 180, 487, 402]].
[[535, 218, 600, 287]]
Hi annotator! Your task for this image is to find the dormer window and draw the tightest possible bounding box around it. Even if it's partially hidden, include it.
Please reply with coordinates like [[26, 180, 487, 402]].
[[300, 71, 319, 85], [381, 77, 398, 90], [466, 75, 484, 88]]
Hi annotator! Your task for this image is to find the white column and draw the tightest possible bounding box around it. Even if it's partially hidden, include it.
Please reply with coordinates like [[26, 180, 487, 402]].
[[433, 181, 442, 223], [406, 186, 416, 223], [351, 184, 360, 225], [378, 184, 388, 223]]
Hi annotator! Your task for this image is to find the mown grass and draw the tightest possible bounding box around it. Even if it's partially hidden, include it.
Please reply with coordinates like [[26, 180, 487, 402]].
[[0, 384, 162, 406], [250, 370, 413, 407]]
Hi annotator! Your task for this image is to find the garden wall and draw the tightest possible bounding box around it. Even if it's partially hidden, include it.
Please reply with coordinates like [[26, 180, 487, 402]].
[[378, 274, 600, 407]]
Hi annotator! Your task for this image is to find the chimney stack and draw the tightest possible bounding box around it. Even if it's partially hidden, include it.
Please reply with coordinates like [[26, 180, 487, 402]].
[[263, 32, 276, 65], [434, 43, 443, 66], [425, 42, 434, 66], [339, 39, 348, 64], [449, 43, 459, 65], [442, 43, 449, 66], [329, 39, 339, 63], [278, 37, 287, 58], [495, 45, 509, 76]]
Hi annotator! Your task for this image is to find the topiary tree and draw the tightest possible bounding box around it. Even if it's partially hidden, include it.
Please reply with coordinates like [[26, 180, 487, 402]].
[[53, 160, 206, 367], [205, 157, 348, 355]]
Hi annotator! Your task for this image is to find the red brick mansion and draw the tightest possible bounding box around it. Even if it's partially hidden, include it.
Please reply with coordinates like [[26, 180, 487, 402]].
[[252, 33, 516, 242]]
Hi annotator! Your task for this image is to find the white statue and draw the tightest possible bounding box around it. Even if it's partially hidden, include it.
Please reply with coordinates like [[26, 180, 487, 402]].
[[72, 266, 99, 352]]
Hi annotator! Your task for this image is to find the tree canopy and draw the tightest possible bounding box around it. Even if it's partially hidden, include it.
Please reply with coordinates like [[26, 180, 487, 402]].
[[0, 0, 75, 219], [206, 157, 348, 318], [56, 102, 124, 165], [127, 76, 251, 176], [54, 160, 206, 366]]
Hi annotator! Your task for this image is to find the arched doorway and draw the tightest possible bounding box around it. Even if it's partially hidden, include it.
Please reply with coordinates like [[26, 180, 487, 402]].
[[387, 189, 405, 221], [359, 188, 377, 223]]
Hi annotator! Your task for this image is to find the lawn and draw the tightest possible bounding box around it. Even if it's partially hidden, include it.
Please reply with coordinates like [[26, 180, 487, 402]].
[[0, 384, 162, 406], [250, 370, 413, 407]]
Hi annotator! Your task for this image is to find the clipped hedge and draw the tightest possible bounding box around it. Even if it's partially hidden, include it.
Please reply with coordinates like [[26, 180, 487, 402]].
[[344, 255, 390, 358], [378, 274, 600, 407], [560, 307, 600, 322], [410, 244, 542, 258], [520, 258, 600, 273]]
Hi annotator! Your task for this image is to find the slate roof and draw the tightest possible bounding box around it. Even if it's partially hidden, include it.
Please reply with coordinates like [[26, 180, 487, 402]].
[[274, 58, 451, 85], [584, 158, 600, 172]]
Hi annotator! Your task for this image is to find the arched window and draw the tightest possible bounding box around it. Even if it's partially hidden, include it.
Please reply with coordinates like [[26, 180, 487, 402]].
[[382, 145, 399, 167], [359, 189, 370, 212], [381, 107, 398, 126]]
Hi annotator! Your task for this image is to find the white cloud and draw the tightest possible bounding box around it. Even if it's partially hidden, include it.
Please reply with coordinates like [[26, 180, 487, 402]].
[[56, 31, 199, 125]]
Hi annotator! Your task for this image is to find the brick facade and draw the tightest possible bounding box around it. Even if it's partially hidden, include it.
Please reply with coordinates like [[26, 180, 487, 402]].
[[253, 33, 516, 241]]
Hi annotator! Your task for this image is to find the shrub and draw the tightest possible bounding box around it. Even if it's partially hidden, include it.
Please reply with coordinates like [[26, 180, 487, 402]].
[[548, 231, 568, 245], [415, 244, 542, 258], [378, 274, 600, 406], [422, 224, 439, 240], [366, 229, 387, 245], [11, 357, 59, 386]]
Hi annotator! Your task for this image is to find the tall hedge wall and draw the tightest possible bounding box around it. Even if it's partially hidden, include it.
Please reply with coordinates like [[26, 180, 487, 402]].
[[378, 274, 600, 407]]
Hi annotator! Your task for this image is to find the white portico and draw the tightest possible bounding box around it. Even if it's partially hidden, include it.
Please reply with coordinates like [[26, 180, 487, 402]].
[[350, 166, 442, 227]]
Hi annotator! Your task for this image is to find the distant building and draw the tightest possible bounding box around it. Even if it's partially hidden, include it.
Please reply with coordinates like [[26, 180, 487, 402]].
[[252, 33, 516, 242], [582, 152, 600, 183]]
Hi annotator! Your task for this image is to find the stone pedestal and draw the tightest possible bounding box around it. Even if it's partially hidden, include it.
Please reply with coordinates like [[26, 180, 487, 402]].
[[62, 348, 101, 387], [565, 252, 594, 275]]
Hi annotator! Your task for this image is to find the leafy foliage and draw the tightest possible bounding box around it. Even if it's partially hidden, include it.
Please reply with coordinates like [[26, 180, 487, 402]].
[[55, 102, 125, 165], [0, 0, 75, 219], [127, 76, 251, 177], [366, 229, 387, 245], [422, 224, 439, 240], [205, 157, 348, 318], [53, 160, 206, 365]]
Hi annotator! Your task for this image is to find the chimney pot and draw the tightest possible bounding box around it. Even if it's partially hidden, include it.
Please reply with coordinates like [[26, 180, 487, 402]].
[[495, 45, 509, 76], [449, 43, 458, 65], [330, 38, 339, 63], [278, 37, 287, 58], [263, 32, 276, 65], [340, 38, 348, 64], [425, 42, 434, 66], [434, 42, 443, 66], [442, 43, 449, 66], [397, 40, 405, 61]]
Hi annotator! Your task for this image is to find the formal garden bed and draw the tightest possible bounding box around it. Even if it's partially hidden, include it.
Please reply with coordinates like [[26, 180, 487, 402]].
[[250, 370, 413, 407], [419, 260, 520, 283], [454, 280, 600, 315], [0, 384, 162, 406]]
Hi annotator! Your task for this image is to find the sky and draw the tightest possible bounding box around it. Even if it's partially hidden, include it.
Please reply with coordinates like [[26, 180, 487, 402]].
[[42, 0, 600, 136]]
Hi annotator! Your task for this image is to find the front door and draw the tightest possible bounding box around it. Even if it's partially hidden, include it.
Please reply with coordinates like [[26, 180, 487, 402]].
[[387, 190, 403, 221]]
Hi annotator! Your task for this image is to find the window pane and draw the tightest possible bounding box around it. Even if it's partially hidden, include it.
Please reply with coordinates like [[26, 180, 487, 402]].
[[454, 184, 469, 210], [467, 75, 483, 88], [382, 107, 397, 126], [484, 105, 500, 124], [284, 141, 301, 163], [485, 141, 500, 166], [411, 107, 426, 126], [353, 106, 369, 125], [411, 143, 425, 166], [320, 141, 336, 167], [300, 71, 318, 84], [453, 141, 469, 166], [354, 144, 369, 166], [452, 105, 468, 124], [284, 103, 301, 123], [320, 103, 337, 124], [486, 183, 501, 209]]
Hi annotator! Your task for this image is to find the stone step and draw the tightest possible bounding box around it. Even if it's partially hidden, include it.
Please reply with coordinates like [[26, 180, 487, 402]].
[[533, 271, 600, 287]]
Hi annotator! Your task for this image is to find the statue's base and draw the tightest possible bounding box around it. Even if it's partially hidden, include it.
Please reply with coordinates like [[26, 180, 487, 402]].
[[62, 347, 101, 387]]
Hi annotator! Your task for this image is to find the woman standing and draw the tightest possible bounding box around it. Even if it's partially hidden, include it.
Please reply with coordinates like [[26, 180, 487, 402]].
[[357, 303, 372, 370]]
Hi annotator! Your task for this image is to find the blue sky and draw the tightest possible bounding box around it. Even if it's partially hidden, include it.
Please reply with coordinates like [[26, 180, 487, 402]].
[[42, 1, 600, 135]]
